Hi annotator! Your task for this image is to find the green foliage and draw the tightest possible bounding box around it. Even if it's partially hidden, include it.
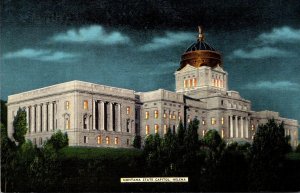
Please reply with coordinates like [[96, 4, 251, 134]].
[[249, 119, 291, 191], [45, 130, 68, 150], [177, 120, 185, 146], [12, 108, 28, 145], [296, 143, 300, 153], [133, 135, 141, 149], [0, 100, 7, 127]]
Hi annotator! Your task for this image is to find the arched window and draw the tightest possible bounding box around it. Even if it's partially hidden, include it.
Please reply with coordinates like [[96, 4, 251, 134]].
[[164, 125, 167, 134], [154, 110, 159, 119], [114, 137, 119, 145], [146, 125, 150, 135], [64, 114, 70, 129], [145, 111, 149, 119], [126, 107, 130, 115], [97, 135, 102, 144], [83, 115, 88, 129], [105, 136, 110, 144], [154, 124, 159, 134]]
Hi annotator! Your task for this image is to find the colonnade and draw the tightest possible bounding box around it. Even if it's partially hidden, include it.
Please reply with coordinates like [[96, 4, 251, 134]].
[[229, 115, 249, 138], [89, 100, 124, 132], [25, 102, 56, 133]]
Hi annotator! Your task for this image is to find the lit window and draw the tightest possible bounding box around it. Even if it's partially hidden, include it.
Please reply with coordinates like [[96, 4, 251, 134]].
[[252, 134, 254, 140], [126, 107, 130, 115], [169, 113, 172, 119], [188, 115, 190, 123], [97, 135, 102, 144], [189, 79, 193, 88], [155, 124, 159, 134], [202, 130, 205, 137], [66, 119, 70, 129], [172, 111, 176, 120], [154, 110, 159, 119], [251, 124, 255, 130], [106, 136, 110, 144], [211, 79, 214, 86], [184, 80, 188, 88], [145, 111, 149, 119], [193, 78, 197, 87], [164, 125, 167, 134], [114, 137, 119, 145], [146, 125, 150, 135], [221, 117, 224, 125], [84, 136, 88, 144], [178, 112, 181, 120], [66, 101, 70, 110], [211, 118, 216, 125], [163, 110, 167, 118], [221, 129, 224, 138], [83, 100, 88, 110], [202, 118, 206, 125]]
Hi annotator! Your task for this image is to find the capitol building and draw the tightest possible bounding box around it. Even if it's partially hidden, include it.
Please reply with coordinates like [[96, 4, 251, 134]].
[[7, 28, 299, 148]]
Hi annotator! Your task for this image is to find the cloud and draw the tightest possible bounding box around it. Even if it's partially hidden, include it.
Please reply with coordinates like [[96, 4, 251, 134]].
[[3, 48, 79, 62], [244, 81, 300, 91], [258, 26, 300, 44], [231, 46, 295, 59], [139, 31, 194, 51], [51, 25, 130, 45]]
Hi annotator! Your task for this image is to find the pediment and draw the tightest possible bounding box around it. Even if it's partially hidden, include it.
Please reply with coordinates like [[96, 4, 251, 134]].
[[213, 64, 225, 73], [178, 64, 197, 72]]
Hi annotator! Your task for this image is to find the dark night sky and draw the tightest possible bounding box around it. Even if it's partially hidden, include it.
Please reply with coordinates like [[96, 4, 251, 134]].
[[1, 0, 300, 126]]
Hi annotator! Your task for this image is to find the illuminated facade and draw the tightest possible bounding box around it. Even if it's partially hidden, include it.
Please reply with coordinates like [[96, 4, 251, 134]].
[[7, 27, 299, 148]]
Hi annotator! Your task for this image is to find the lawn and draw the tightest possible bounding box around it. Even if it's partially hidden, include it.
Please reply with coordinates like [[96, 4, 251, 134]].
[[286, 152, 300, 160], [59, 146, 143, 160]]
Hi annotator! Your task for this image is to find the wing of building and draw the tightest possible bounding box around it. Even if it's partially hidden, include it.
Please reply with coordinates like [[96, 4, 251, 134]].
[[7, 27, 299, 148]]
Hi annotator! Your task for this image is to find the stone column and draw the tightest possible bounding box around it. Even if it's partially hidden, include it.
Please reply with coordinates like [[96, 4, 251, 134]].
[[109, 102, 113, 131], [93, 100, 96, 130], [97, 101, 101, 130], [241, 117, 244, 138], [26, 107, 29, 133], [100, 101, 105, 130], [42, 104, 47, 132], [118, 104, 121, 132], [230, 115, 233, 138], [245, 118, 249, 138], [31, 106, 36, 133], [235, 116, 238, 138], [49, 103, 53, 131]]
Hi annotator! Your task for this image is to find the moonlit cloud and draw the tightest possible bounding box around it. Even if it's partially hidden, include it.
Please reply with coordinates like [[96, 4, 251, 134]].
[[51, 25, 130, 45], [139, 31, 194, 51], [3, 48, 79, 62], [245, 81, 300, 91], [258, 26, 300, 44], [231, 46, 295, 59]]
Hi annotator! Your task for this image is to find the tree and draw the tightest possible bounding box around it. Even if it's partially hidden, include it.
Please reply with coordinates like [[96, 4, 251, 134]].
[[0, 100, 7, 127], [12, 108, 28, 145], [249, 119, 291, 191], [45, 130, 68, 150], [133, 135, 141, 149], [177, 120, 185, 146]]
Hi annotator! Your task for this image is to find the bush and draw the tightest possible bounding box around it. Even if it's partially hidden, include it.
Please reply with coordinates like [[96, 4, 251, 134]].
[[45, 130, 68, 150]]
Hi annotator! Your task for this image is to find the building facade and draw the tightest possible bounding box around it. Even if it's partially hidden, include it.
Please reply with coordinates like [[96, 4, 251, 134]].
[[7, 28, 299, 148]]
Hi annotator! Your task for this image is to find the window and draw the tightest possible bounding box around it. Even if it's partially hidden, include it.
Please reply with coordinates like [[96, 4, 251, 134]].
[[106, 136, 110, 144], [169, 113, 172, 119], [202, 130, 206, 137], [221, 117, 224, 125], [126, 107, 130, 115], [184, 80, 188, 88], [83, 100, 88, 110], [84, 136, 88, 144], [83, 115, 87, 129], [193, 78, 197, 87], [127, 139, 130, 146], [172, 111, 176, 120], [164, 125, 167, 134], [65, 101, 70, 110], [154, 110, 159, 119], [66, 119, 70, 129], [221, 100, 224, 105], [163, 110, 167, 118], [187, 115, 190, 123], [114, 137, 119, 145], [146, 125, 150, 135], [155, 124, 159, 134], [145, 111, 149, 119], [189, 79, 193, 88], [39, 138, 43, 145], [211, 118, 216, 125], [178, 112, 181, 120], [251, 124, 255, 130], [97, 135, 102, 144], [221, 129, 224, 138]]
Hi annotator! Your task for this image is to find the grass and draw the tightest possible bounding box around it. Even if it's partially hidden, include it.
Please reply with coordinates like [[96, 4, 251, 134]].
[[286, 152, 300, 160], [59, 146, 142, 160]]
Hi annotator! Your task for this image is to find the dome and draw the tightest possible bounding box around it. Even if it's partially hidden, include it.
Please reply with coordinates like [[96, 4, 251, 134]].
[[178, 26, 222, 71]]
